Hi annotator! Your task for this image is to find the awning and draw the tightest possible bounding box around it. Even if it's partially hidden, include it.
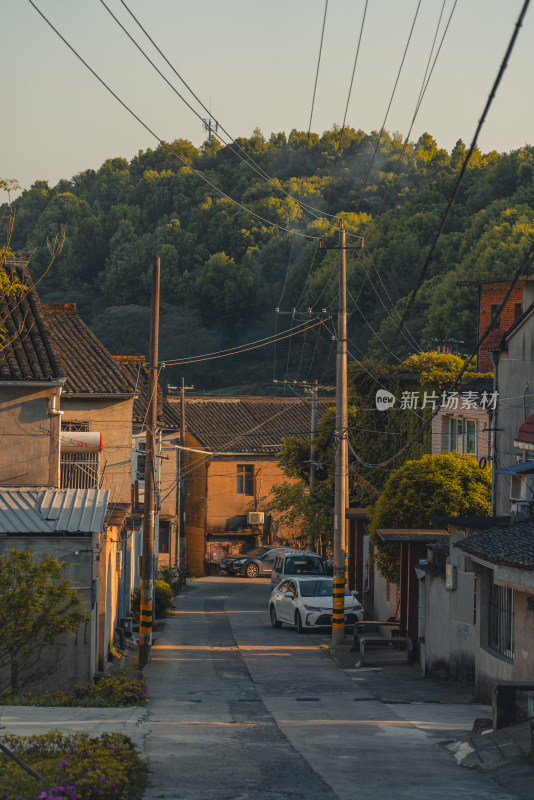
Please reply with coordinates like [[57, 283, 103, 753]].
[[496, 461, 534, 475], [377, 528, 449, 543]]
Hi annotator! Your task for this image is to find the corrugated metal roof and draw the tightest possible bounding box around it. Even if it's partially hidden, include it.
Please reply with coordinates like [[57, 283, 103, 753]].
[[0, 488, 109, 534]]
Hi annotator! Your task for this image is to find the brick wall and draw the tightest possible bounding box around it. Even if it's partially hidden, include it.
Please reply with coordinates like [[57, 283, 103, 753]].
[[479, 284, 523, 371]]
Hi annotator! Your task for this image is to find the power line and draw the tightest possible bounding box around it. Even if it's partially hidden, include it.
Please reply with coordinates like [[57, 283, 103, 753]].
[[161, 319, 324, 367], [361, 0, 422, 184], [348, 237, 534, 469], [106, 0, 365, 240], [302, 0, 329, 176], [372, 0, 531, 377], [27, 0, 322, 242]]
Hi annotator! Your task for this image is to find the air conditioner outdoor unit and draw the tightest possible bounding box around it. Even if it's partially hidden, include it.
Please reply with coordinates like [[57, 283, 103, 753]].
[[247, 511, 264, 525], [511, 500, 531, 522]]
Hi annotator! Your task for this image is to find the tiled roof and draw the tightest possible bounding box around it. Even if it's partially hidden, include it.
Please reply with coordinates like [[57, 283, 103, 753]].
[[481, 329, 506, 351], [166, 396, 335, 453], [112, 356, 169, 426], [41, 304, 134, 395], [456, 518, 534, 570], [0, 258, 62, 382], [515, 414, 534, 447]]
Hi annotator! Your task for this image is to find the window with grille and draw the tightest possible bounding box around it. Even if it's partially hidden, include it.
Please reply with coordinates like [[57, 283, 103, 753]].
[[489, 581, 514, 660], [237, 464, 253, 495], [60, 421, 99, 489]]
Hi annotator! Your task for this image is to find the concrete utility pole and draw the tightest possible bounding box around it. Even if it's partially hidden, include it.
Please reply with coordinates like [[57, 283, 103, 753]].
[[308, 379, 318, 552], [178, 378, 194, 569], [333, 220, 348, 646], [139, 256, 160, 668]]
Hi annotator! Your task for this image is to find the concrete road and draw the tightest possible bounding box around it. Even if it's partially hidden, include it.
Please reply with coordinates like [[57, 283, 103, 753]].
[[141, 576, 519, 800]]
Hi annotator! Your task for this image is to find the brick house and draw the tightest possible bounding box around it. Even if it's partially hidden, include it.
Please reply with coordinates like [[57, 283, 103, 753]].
[[458, 276, 534, 371], [165, 395, 334, 576]]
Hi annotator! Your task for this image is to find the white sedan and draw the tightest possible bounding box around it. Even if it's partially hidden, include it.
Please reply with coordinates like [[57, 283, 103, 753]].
[[269, 577, 364, 632]]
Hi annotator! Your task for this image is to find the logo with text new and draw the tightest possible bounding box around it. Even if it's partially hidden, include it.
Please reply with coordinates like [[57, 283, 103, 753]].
[[375, 390, 395, 411]]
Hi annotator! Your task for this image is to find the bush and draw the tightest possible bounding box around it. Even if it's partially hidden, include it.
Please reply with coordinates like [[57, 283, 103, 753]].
[[157, 566, 186, 595], [0, 677, 148, 708], [131, 580, 174, 620], [0, 730, 146, 799]]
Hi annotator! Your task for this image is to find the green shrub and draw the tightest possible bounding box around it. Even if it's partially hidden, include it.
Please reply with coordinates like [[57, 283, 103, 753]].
[[0, 677, 148, 708], [0, 730, 146, 799], [158, 566, 185, 595], [131, 580, 174, 620]]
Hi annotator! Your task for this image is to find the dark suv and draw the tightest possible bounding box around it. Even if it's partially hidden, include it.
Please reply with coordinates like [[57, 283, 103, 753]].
[[220, 546, 295, 578]]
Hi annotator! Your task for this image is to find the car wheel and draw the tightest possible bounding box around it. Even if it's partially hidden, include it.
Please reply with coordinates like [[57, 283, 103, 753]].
[[295, 611, 305, 634], [270, 605, 282, 628], [245, 563, 259, 579]]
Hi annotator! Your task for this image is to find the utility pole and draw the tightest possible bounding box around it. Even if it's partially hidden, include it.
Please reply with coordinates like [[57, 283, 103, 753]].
[[333, 220, 348, 646], [139, 256, 160, 668], [308, 379, 318, 552], [179, 378, 194, 569]]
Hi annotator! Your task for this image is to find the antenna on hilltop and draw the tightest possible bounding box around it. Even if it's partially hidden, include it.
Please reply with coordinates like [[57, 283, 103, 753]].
[[203, 101, 218, 143]]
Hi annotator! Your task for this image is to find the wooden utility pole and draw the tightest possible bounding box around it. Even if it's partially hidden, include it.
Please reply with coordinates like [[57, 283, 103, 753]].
[[332, 220, 348, 646], [139, 256, 160, 668]]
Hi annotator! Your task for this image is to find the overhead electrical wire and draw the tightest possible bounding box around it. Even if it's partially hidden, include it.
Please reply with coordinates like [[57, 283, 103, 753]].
[[27, 0, 324, 241], [361, 0, 422, 184], [371, 0, 531, 378], [102, 0, 366, 242], [348, 238, 534, 469], [302, 0, 329, 176], [161, 319, 324, 367]]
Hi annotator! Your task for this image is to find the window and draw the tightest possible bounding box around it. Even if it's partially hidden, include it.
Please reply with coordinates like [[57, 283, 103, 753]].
[[62, 421, 89, 432], [514, 302, 523, 322], [60, 421, 98, 489], [159, 522, 170, 554], [237, 464, 253, 495], [489, 581, 514, 659], [490, 303, 501, 329], [136, 442, 146, 480], [449, 418, 477, 455]]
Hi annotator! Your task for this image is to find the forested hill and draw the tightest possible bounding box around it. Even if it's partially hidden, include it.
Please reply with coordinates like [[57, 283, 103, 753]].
[[6, 127, 534, 389]]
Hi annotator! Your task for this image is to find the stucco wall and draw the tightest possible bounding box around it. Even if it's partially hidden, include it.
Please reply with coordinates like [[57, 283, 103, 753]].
[[514, 590, 534, 681], [494, 318, 534, 516], [423, 573, 451, 676], [373, 568, 399, 624], [0, 385, 60, 487], [61, 397, 134, 505], [0, 535, 95, 692]]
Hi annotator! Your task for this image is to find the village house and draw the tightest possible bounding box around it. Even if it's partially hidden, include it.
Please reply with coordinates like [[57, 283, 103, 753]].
[[0, 260, 136, 688], [420, 283, 534, 703], [165, 395, 334, 576]]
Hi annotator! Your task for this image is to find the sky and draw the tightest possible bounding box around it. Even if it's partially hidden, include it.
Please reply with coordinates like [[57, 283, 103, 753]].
[[3, 0, 534, 196]]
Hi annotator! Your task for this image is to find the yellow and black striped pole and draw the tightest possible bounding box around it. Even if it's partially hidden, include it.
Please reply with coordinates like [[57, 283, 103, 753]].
[[332, 220, 348, 646]]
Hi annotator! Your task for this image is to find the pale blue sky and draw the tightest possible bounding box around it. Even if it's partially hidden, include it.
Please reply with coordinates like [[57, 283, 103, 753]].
[[3, 1, 533, 195]]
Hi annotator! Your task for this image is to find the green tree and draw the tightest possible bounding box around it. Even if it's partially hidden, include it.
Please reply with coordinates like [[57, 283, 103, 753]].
[[0, 549, 86, 696], [369, 453, 491, 583]]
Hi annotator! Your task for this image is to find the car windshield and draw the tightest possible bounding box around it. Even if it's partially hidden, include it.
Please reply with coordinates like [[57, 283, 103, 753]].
[[284, 557, 324, 576], [241, 547, 268, 557], [299, 580, 352, 598]]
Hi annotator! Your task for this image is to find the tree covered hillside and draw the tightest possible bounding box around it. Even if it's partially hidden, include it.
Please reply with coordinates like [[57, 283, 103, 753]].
[[5, 127, 534, 388]]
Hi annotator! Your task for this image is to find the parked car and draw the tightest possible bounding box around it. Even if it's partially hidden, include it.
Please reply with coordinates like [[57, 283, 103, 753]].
[[271, 551, 325, 589], [269, 577, 364, 632], [220, 546, 296, 578]]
